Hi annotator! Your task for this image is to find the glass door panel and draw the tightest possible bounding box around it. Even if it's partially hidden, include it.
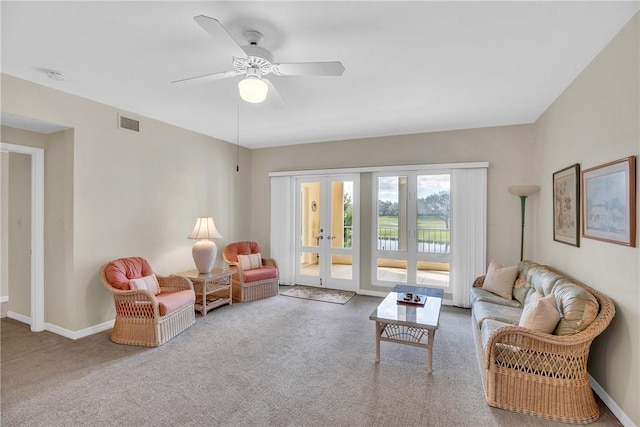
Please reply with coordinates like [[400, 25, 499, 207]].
[[375, 175, 408, 284], [296, 180, 322, 286], [376, 258, 408, 283], [331, 255, 352, 280], [415, 174, 451, 287]]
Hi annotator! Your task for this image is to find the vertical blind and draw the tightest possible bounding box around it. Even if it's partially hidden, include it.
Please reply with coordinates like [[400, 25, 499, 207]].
[[270, 176, 294, 285], [451, 168, 487, 307]]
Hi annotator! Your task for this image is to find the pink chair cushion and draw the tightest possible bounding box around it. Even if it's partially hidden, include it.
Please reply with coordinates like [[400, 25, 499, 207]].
[[156, 290, 196, 316], [104, 257, 154, 290], [243, 267, 277, 283], [224, 241, 261, 263]]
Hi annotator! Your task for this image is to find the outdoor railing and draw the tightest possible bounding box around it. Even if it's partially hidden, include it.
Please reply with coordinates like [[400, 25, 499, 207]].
[[377, 227, 450, 253]]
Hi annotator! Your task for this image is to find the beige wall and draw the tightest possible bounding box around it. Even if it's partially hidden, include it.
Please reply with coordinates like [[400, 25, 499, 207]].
[[7, 151, 32, 316], [44, 129, 75, 326], [533, 13, 639, 425], [251, 124, 539, 291], [1, 74, 252, 330], [1, 152, 8, 299]]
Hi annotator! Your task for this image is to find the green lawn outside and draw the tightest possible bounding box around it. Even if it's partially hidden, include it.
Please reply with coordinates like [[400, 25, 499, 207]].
[[378, 215, 450, 243]]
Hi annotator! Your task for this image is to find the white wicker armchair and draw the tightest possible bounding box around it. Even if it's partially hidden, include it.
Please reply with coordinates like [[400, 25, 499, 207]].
[[100, 257, 196, 347], [223, 241, 279, 302]]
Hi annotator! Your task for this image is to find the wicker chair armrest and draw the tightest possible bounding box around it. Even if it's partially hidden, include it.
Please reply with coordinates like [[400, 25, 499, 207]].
[[160, 275, 194, 292], [111, 290, 159, 318], [226, 261, 245, 275], [486, 325, 594, 375], [262, 257, 278, 270]]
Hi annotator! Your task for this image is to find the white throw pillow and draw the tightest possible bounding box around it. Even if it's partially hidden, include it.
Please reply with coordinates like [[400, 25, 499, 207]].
[[519, 293, 561, 333], [486, 259, 502, 274], [238, 253, 262, 270], [129, 274, 160, 295], [482, 263, 518, 299]]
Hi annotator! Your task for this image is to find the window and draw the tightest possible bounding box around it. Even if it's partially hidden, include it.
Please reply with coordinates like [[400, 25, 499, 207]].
[[373, 172, 451, 287]]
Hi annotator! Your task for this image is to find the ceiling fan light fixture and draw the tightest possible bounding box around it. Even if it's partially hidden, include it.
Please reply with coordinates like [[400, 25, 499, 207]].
[[238, 76, 268, 103]]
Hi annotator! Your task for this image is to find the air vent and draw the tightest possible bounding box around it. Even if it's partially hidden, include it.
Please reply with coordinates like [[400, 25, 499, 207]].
[[118, 114, 140, 132]]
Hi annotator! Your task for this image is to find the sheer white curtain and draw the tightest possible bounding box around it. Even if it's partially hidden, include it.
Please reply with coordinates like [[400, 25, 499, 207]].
[[270, 176, 294, 285], [451, 168, 487, 308]]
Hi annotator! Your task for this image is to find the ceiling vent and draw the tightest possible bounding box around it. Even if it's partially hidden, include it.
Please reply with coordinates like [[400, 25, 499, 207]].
[[118, 114, 140, 132]]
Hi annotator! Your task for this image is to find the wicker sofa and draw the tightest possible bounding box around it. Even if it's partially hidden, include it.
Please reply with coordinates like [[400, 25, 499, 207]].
[[471, 260, 615, 424]]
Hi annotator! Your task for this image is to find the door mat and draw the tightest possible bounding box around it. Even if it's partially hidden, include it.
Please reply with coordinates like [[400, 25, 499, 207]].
[[280, 285, 356, 305]]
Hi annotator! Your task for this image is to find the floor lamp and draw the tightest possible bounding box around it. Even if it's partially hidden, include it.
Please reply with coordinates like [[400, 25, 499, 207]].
[[508, 185, 540, 261]]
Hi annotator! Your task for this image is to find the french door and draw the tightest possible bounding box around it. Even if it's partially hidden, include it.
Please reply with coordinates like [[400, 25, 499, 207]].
[[373, 171, 451, 288], [295, 174, 359, 292]]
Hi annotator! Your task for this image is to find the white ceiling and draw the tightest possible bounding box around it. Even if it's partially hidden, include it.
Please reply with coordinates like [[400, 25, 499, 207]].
[[1, 1, 638, 149]]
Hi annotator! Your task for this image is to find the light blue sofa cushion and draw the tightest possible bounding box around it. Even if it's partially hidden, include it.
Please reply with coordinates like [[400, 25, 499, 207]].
[[470, 287, 522, 308], [473, 301, 522, 328], [480, 318, 512, 350]]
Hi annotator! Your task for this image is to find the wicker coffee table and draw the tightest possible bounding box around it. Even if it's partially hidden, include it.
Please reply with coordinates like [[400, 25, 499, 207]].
[[369, 285, 443, 373]]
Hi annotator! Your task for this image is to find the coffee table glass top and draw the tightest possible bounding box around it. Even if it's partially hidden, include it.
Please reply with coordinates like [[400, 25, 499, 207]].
[[369, 289, 443, 328]]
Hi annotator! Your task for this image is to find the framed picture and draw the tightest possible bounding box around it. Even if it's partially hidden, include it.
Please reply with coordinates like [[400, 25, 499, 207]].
[[582, 156, 636, 247], [553, 163, 580, 247]]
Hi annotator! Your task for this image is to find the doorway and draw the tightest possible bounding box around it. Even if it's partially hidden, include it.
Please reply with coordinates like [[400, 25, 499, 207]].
[[0, 142, 45, 332], [295, 174, 359, 292]]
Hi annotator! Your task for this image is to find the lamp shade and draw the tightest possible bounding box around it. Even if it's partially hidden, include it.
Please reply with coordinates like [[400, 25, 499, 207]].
[[188, 217, 222, 240], [238, 76, 268, 103], [508, 185, 540, 197]]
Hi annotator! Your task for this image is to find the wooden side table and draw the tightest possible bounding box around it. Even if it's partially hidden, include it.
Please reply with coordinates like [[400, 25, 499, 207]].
[[174, 268, 233, 317]]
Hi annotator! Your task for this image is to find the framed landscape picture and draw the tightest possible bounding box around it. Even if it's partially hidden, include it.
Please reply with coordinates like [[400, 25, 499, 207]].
[[553, 163, 580, 247], [582, 156, 636, 247]]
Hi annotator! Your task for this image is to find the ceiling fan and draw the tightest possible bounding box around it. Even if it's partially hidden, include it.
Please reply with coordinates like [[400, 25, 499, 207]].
[[172, 15, 346, 105]]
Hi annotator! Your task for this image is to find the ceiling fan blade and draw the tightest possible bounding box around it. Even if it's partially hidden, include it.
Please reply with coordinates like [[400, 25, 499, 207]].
[[171, 70, 241, 85], [193, 15, 246, 59], [274, 61, 345, 76], [264, 78, 286, 109]]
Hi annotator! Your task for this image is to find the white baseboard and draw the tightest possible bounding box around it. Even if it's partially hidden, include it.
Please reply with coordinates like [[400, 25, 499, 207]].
[[45, 320, 115, 340], [589, 374, 635, 427], [7, 310, 31, 324], [6, 311, 114, 340]]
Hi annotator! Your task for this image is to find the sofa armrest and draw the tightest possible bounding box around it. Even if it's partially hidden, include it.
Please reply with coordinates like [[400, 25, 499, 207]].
[[159, 274, 194, 292], [485, 325, 594, 377]]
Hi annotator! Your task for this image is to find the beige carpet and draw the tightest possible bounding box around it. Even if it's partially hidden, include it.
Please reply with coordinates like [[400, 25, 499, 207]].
[[280, 285, 356, 304], [1, 291, 622, 426]]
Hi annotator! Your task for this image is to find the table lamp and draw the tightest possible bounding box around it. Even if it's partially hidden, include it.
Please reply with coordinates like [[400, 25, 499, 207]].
[[508, 185, 540, 261], [188, 217, 222, 274]]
